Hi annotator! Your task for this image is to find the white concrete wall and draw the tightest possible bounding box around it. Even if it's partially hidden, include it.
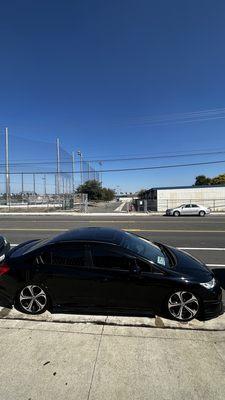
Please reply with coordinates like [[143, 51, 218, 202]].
[[157, 186, 225, 211]]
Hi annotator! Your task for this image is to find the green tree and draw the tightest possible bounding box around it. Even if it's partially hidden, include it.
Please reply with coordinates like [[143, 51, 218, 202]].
[[211, 173, 225, 185], [194, 175, 211, 186], [101, 187, 115, 201], [77, 180, 115, 201]]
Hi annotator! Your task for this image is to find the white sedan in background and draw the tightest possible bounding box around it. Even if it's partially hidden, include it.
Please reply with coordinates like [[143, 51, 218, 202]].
[[166, 203, 211, 217]]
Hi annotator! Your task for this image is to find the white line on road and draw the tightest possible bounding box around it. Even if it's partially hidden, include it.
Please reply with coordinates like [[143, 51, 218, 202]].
[[178, 247, 225, 251], [206, 264, 225, 267]]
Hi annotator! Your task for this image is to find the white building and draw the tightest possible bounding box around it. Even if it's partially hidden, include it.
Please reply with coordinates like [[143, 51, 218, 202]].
[[145, 185, 225, 212]]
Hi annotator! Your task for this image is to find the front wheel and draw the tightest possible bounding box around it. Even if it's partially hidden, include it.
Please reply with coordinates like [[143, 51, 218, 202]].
[[199, 210, 205, 217], [173, 211, 180, 217], [15, 284, 49, 315], [167, 291, 200, 321]]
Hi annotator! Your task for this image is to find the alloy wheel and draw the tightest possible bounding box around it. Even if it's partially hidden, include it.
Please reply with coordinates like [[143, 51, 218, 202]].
[[168, 291, 199, 321], [19, 285, 47, 314]]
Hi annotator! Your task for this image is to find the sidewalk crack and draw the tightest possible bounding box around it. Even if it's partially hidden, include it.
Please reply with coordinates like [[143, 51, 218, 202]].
[[87, 316, 107, 400]]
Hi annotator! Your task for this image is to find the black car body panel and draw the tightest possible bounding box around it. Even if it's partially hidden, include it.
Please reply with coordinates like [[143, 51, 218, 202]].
[[0, 228, 223, 321]]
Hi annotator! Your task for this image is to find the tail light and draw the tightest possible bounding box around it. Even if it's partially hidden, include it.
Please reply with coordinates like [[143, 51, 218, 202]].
[[0, 263, 10, 276]]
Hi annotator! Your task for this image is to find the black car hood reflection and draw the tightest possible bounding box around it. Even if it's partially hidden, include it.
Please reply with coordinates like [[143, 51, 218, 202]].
[[165, 245, 213, 282]]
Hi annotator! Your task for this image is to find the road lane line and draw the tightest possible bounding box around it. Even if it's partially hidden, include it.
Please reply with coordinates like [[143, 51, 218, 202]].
[[206, 264, 225, 267], [178, 247, 225, 251]]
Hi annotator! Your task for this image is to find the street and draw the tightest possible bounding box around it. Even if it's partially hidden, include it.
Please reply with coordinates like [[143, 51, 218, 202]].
[[0, 213, 225, 400], [1, 213, 225, 264]]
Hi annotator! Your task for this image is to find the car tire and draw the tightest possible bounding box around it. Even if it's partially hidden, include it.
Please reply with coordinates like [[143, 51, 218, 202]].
[[14, 284, 50, 315], [165, 290, 200, 322], [199, 210, 205, 217], [173, 211, 180, 217]]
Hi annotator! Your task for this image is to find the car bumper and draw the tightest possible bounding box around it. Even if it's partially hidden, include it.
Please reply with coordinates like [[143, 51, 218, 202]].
[[200, 291, 223, 321], [166, 210, 173, 215]]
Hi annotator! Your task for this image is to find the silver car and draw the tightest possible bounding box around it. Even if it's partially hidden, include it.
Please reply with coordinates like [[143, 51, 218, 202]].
[[166, 203, 210, 217]]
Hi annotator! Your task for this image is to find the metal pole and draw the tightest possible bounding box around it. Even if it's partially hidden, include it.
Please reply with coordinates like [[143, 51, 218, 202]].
[[72, 151, 75, 193], [44, 174, 47, 196], [21, 172, 24, 194], [62, 175, 65, 194], [33, 173, 36, 195], [42, 175, 46, 196], [5, 127, 10, 205], [56, 138, 60, 194], [87, 162, 90, 180], [77, 150, 83, 185], [99, 161, 103, 185]]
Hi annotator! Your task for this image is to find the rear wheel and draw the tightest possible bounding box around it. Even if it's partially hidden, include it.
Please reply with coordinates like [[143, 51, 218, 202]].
[[167, 291, 200, 321], [199, 210, 205, 217], [173, 210, 180, 217], [15, 285, 49, 315]]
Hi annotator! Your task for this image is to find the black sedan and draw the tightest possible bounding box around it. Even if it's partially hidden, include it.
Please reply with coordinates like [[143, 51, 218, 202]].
[[0, 227, 223, 322]]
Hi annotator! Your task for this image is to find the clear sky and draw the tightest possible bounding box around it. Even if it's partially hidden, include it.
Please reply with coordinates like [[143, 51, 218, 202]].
[[1, 0, 225, 193]]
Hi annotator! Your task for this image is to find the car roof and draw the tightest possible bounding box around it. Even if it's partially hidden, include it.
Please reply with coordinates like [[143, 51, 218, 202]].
[[51, 227, 126, 245]]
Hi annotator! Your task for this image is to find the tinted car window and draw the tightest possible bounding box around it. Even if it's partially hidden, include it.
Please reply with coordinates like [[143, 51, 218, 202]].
[[191, 204, 199, 208], [120, 232, 170, 268], [91, 245, 131, 271], [137, 259, 164, 274], [185, 204, 191, 208], [36, 244, 86, 267]]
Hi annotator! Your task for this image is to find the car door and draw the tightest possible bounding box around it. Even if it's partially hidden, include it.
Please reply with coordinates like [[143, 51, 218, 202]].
[[191, 204, 200, 215], [181, 204, 191, 215], [89, 244, 169, 311], [34, 242, 103, 309]]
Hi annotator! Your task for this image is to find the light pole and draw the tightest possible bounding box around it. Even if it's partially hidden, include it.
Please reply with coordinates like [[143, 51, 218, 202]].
[[72, 151, 75, 193], [5, 127, 10, 205], [77, 150, 83, 185], [56, 138, 60, 195], [99, 161, 103, 186], [42, 175, 47, 196]]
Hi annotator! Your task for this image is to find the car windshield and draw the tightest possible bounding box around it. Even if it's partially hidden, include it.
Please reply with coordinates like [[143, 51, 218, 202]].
[[177, 204, 185, 208], [120, 232, 170, 268]]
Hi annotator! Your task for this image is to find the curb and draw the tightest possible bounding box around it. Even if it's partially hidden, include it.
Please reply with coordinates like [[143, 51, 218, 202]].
[[1, 308, 225, 332]]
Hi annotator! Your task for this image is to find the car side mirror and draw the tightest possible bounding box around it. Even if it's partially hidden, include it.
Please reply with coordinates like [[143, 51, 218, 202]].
[[129, 258, 140, 274]]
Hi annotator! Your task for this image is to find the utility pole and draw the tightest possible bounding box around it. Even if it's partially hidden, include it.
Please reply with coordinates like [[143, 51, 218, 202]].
[[5, 127, 10, 205], [72, 151, 75, 193], [56, 138, 60, 195], [42, 174, 46, 196], [62, 176, 65, 194], [87, 162, 90, 180], [21, 172, 24, 194], [77, 150, 83, 185], [99, 161, 103, 186], [33, 173, 36, 195]]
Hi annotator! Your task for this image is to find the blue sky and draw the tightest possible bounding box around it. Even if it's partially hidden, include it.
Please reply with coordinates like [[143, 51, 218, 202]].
[[1, 0, 225, 193]]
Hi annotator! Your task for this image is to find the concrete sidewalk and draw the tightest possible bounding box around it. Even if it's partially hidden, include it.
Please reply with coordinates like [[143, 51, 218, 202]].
[[0, 310, 225, 400]]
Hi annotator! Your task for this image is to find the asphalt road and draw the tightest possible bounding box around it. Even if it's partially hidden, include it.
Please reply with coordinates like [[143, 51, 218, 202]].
[[0, 212, 224, 304], [0, 213, 224, 263]]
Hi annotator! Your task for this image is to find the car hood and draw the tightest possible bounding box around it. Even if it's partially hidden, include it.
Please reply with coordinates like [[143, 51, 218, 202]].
[[164, 245, 213, 282]]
